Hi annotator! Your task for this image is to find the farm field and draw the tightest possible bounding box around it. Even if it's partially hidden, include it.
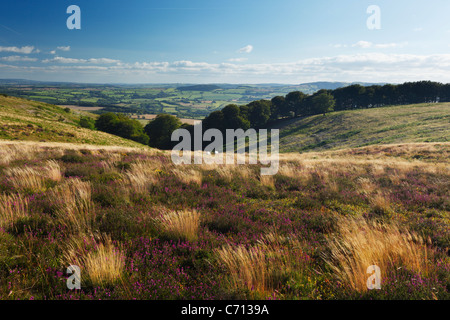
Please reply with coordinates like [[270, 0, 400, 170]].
[[0, 81, 372, 120], [0, 141, 448, 300]]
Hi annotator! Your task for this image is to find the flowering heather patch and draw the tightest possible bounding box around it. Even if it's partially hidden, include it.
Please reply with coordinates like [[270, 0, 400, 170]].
[[0, 142, 448, 300]]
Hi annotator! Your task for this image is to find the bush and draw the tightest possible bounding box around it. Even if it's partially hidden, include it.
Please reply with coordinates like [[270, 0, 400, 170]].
[[95, 112, 149, 145], [80, 116, 96, 130]]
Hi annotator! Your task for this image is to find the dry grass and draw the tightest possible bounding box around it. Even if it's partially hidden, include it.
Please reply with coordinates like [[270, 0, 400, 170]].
[[357, 177, 377, 195], [260, 175, 274, 188], [154, 209, 200, 242], [277, 163, 299, 179], [6, 167, 47, 193], [370, 192, 392, 214], [43, 160, 62, 182], [49, 178, 94, 233], [5, 160, 62, 193], [172, 167, 203, 186], [323, 217, 432, 292], [121, 160, 161, 194], [216, 233, 306, 295], [64, 234, 125, 287], [0, 194, 29, 228]]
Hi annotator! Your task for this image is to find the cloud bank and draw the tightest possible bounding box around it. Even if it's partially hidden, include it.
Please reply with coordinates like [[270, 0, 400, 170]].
[[2, 52, 450, 83]]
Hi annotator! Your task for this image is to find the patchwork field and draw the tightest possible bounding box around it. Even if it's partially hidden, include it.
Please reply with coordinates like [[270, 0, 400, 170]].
[[0, 82, 363, 119], [0, 141, 448, 300]]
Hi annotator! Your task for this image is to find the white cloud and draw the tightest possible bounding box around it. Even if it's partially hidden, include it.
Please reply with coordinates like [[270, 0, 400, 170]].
[[237, 45, 253, 54], [0, 46, 36, 54], [42, 56, 121, 64], [57, 46, 71, 52], [228, 58, 248, 62], [4, 53, 450, 83], [331, 44, 348, 48], [0, 55, 37, 62], [50, 50, 56, 55], [352, 41, 373, 49], [351, 41, 407, 49]]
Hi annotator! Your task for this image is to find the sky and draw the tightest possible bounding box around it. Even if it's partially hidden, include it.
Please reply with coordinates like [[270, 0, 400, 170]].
[[1, 0, 450, 84]]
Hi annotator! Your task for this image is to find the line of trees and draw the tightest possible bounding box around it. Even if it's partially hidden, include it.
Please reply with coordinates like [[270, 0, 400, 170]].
[[92, 80, 447, 150], [332, 81, 445, 110], [141, 89, 336, 150]]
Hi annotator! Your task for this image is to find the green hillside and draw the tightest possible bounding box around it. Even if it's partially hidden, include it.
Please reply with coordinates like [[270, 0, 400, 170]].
[[271, 102, 450, 153], [0, 95, 146, 148]]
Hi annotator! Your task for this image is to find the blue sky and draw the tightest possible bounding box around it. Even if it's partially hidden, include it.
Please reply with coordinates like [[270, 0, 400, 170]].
[[1, 0, 450, 83]]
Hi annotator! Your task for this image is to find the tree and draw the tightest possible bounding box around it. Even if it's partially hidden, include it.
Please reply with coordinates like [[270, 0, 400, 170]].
[[95, 112, 118, 132], [247, 100, 271, 128], [310, 90, 335, 115], [221, 104, 250, 130], [203, 110, 225, 132], [144, 114, 182, 150], [270, 96, 285, 120], [285, 91, 307, 117], [79, 116, 95, 130], [95, 112, 149, 145]]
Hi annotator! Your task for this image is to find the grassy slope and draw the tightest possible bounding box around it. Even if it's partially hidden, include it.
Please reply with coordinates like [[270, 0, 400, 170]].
[[271, 103, 450, 153], [0, 95, 145, 148]]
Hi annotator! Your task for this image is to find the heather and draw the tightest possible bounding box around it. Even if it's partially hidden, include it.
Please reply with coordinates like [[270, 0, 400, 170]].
[[0, 141, 448, 300]]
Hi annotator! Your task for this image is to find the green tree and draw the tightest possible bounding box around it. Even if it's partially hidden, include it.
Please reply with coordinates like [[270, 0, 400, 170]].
[[285, 91, 307, 117], [247, 100, 271, 128], [270, 96, 285, 120], [95, 112, 149, 144], [95, 112, 118, 132], [79, 116, 95, 130], [310, 90, 335, 116], [221, 104, 250, 130], [203, 110, 225, 131], [144, 114, 182, 150]]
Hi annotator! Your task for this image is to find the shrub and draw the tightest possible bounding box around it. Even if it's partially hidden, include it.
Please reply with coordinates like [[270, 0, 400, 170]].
[[79, 116, 95, 130]]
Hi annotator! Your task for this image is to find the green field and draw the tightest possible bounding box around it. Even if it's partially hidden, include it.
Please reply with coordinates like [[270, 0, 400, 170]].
[[0, 82, 347, 120], [272, 103, 450, 152]]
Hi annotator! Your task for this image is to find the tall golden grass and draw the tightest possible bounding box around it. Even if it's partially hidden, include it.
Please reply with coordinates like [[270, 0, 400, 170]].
[[172, 168, 203, 186], [323, 217, 432, 292], [49, 178, 94, 233], [6, 167, 47, 193], [259, 175, 274, 188], [43, 160, 62, 182], [154, 209, 200, 242], [216, 233, 306, 295], [121, 160, 160, 194], [64, 234, 125, 287], [0, 193, 29, 228]]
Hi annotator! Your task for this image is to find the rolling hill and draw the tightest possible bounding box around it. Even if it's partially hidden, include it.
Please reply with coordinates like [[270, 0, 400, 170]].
[[0, 95, 146, 148], [270, 102, 450, 153]]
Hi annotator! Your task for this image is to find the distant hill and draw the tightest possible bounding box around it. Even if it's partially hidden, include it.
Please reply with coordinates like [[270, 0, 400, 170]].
[[296, 81, 386, 93], [269, 102, 449, 153], [177, 84, 221, 92], [0, 95, 145, 147]]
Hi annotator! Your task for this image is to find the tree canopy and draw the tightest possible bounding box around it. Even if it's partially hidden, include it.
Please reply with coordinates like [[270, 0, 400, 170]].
[[144, 114, 182, 150]]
